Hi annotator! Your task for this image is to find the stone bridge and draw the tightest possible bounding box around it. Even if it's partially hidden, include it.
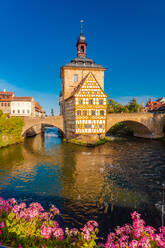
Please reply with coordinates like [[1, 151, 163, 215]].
[[22, 113, 165, 139], [22, 116, 64, 136], [106, 113, 165, 138]]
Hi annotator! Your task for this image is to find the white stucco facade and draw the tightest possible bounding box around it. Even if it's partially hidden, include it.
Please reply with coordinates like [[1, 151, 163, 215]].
[[11, 101, 33, 116]]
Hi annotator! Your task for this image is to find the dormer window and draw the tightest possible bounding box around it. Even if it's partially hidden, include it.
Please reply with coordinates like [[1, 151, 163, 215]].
[[74, 74, 78, 82]]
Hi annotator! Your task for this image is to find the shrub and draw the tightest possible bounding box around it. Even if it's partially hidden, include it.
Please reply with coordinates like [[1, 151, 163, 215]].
[[0, 113, 24, 148], [0, 197, 165, 248]]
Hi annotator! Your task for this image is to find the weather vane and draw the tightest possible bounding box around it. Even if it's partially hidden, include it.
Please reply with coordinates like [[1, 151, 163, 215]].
[[80, 19, 84, 35]]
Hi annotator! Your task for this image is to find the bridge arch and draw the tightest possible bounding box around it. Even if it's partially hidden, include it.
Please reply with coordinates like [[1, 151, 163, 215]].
[[106, 113, 164, 139], [22, 116, 64, 137], [106, 120, 153, 138], [23, 123, 64, 137]]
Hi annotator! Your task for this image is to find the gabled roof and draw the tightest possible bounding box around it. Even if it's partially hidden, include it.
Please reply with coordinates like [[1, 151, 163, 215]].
[[65, 72, 108, 101]]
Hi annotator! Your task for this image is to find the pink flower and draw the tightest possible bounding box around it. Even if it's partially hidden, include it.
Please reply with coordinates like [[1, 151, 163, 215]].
[[9, 198, 17, 205], [129, 240, 139, 248], [29, 202, 44, 211], [53, 227, 64, 240], [0, 222, 5, 228], [19, 202, 26, 209], [50, 205, 60, 215]]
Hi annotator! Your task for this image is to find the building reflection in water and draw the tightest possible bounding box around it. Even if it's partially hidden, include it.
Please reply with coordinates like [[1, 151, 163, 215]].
[[0, 128, 164, 231]]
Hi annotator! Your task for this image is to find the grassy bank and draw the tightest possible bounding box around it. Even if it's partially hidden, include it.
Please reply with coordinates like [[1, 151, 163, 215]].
[[63, 137, 110, 146], [0, 111, 24, 148]]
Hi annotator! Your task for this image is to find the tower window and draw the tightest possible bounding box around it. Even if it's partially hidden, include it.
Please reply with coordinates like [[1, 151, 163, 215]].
[[74, 74, 78, 82], [80, 46, 84, 53], [100, 111, 104, 116], [99, 99, 103, 105]]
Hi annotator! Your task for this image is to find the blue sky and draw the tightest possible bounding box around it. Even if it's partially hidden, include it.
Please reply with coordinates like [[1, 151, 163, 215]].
[[0, 0, 164, 114]]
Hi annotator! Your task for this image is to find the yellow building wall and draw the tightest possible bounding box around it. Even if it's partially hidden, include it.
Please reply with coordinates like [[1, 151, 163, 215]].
[[74, 73, 107, 135]]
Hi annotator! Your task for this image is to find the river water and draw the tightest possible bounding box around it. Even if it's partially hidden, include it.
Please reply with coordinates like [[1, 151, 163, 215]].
[[0, 127, 165, 235]]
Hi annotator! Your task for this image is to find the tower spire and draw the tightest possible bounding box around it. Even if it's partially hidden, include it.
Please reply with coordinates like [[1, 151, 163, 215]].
[[80, 19, 84, 35], [76, 20, 87, 57]]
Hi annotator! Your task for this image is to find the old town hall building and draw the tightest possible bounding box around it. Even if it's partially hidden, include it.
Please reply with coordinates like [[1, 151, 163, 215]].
[[59, 23, 108, 141]]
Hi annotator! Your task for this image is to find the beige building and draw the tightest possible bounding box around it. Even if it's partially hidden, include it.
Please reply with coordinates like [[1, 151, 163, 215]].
[[0, 90, 15, 114], [34, 102, 45, 117], [59, 24, 108, 140]]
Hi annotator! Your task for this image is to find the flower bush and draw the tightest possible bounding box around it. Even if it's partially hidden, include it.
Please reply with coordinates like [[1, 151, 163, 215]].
[[0, 197, 164, 248]]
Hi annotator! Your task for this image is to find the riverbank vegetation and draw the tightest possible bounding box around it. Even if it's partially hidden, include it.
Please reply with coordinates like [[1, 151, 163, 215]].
[[0, 197, 164, 248], [63, 137, 110, 146], [107, 98, 142, 113], [0, 110, 24, 148]]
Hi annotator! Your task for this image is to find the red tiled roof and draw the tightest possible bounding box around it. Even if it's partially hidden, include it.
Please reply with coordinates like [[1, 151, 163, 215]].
[[12, 96, 33, 101], [35, 101, 44, 112], [145, 97, 165, 112], [0, 92, 14, 101], [0, 91, 14, 95]]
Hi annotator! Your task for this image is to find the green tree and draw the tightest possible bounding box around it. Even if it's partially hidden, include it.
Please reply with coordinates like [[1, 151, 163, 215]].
[[127, 98, 141, 112], [107, 99, 129, 113]]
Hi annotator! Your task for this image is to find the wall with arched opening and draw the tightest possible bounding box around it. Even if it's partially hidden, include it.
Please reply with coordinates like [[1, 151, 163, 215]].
[[23, 123, 64, 138], [106, 120, 153, 138]]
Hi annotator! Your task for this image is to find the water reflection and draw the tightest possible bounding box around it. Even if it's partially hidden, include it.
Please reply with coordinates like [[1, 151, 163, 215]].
[[0, 128, 165, 234]]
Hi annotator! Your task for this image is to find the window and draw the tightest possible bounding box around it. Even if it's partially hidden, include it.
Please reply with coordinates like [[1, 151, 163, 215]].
[[22, 110, 25, 114], [88, 124, 91, 128], [99, 124, 103, 128], [78, 124, 80, 128], [1, 103, 3, 106], [80, 45, 84, 53], [18, 110, 20, 114], [94, 91, 97, 94], [13, 110, 15, 114], [74, 74, 78, 82], [77, 110, 81, 116], [91, 110, 95, 116], [100, 110, 104, 116], [85, 124, 88, 128], [99, 99, 103, 105], [7, 95, 9, 99], [5, 103, 7, 106], [8, 103, 10, 106], [89, 99, 93, 104], [79, 99, 83, 104], [83, 110, 87, 116], [3, 95, 5, 99], [27, 110, 30, 114]]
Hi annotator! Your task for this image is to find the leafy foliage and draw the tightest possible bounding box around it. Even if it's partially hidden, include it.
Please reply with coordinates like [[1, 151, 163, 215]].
[[107, 98, 141, 113], [0, 111, 24, 148]]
